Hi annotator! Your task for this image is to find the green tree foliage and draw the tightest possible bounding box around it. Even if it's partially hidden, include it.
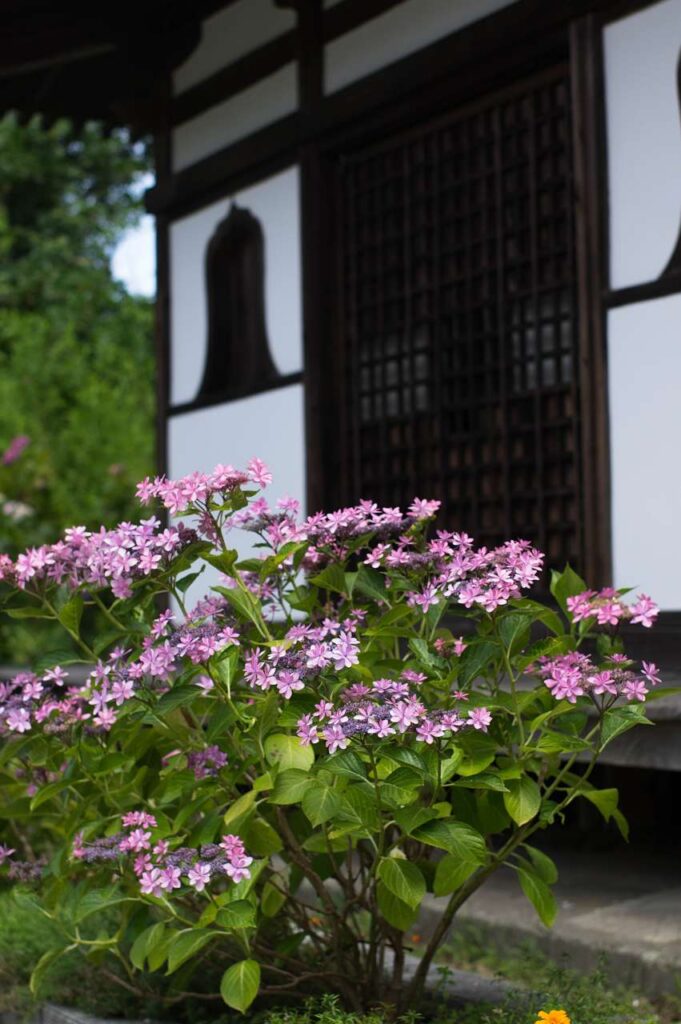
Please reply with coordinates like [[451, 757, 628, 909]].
[[0, 114, 155, 660]]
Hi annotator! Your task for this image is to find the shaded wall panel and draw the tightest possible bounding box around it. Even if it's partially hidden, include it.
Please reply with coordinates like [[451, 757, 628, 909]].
[[168, 383, 306, 603], [608, 296, 681, 610], [169, 167, 302, 407]]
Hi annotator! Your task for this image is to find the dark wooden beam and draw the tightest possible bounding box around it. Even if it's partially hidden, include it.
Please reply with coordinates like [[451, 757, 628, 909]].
[[570, 13, 612, 587]]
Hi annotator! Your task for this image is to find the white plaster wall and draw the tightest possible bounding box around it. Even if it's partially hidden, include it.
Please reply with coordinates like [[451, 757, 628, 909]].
[[169, 166, 302, 407], [604, 0, 681, 289], [173, 0, 295, 94], [608, 295, 681, 610], [173, 65, 297, 172], [325, 0, 519, 94], [168, 383, 306, 605]]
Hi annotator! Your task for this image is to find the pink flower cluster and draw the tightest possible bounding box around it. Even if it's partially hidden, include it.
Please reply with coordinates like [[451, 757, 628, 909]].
[[566, 589, 658, 628], [0, 518, 194, 597], [533, 652, 661, 705], [229, 493, 441, 576], [394, 536, 544, 614], [0, 667, 90, 737], [0, 601, 240, 736], [74, 813, 252, 897], [136, 458, 271, 516], [297, 673, 491, 754], [243, 615, 363, 700]]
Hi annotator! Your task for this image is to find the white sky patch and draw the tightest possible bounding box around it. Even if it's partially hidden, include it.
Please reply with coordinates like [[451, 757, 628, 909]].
[[111, 171, 156, 298], [112, 213, 156, 298]]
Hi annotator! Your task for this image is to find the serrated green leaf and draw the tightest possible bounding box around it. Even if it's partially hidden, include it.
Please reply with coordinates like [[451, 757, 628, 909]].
[[130, 922, 165, 971], [411, 818, 486, 862], [522, 844, 558, 884], [550, 565, 588, 615], [302, 785, 342, 826], [377, 882, 418, 931], [220, 959, 260, 1012], [517, 867, 556, 926], [264, 734, 314, 771], [503, 777, 541, 825], [167, 929, 214, 974], [433, 854, 479, 896], [270, 769, 310, 805], [377, 857, 425, 909]]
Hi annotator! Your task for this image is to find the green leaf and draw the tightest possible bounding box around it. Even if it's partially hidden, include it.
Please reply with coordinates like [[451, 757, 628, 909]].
[[433, 854, 479, 896], [6, 605, 53, 620], [130, 922, 165, 971], [459, 641, 499, 687], [579, 787, 618, 822], [261, 882, 287, 918], [30, 779, 69, 811], [600, 705, 652, 749], [325, 749, 367, 782], [216, 900, 257, 929], [499, 612, 533, 653], [377, 882, 418, 931], [411, 819, 487, 863], [517, 867, 556, 926], [223, 790, 256, 828], [220, 959, 261, 1012], [264, 734, 315, 771], [503, 777, 541, 825], [408, 637, 441, 673], [271, 769, 310, 805], [167, 929, 214, 974], [241, 818, 283, 856], [522, 845, 558, 885], [550, 565, 588, 614], [302, 785, 342, 826], [452, 772, 508, 792], [377, 857, 426, 909], [176, 569, 204, 593], [355, 563, 387, 602], [30, 946, 75, 996], [309, 563, 348, 596], [213, 585, 268, 635], [57, 594, 84, 635]]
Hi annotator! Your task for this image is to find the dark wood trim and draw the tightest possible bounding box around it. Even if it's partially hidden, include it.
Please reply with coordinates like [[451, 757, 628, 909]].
[[607, 272, 681, 308], [294, 0, 325, 515], [570, 14, 612, 587], [147, 0, 573, 218], [621, 611, 681, 670], [168, 371, 304, 417], [153, 96, 172, 480], [146, 114, 299, 218], [169, 0, 401, 129], [172, 32, 297, 127]]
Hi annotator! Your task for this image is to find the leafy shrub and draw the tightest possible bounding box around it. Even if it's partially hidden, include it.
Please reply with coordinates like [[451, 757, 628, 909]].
[[0, 461, 663, 1014]]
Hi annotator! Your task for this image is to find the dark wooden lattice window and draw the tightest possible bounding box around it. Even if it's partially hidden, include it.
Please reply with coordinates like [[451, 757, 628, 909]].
[[198, 203, 279, 402], [334, 67, 582, 568]]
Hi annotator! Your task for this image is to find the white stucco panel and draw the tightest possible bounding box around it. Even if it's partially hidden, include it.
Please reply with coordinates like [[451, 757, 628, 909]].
[[173, 0, 295, 95], [325, 0, 519, 94], [173, 65, 297, 172], [608, 296, 681, 610], [604, 0, 681, 289], [167, 383, 306, 604], [169, 166, 303, 407]]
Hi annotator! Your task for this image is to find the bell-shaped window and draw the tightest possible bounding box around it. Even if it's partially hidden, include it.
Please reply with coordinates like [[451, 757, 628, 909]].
[[197, 203, 279, 401]]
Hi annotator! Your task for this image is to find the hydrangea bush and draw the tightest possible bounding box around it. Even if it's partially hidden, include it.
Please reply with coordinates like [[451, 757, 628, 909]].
[[0, 460, 662, 1013]]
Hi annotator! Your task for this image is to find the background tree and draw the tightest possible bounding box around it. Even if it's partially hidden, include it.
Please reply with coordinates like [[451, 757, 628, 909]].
[[0, 114, 155, 661]]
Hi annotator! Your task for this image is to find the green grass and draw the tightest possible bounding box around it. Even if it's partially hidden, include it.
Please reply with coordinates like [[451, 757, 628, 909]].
[[1, 891, 680, 1024]]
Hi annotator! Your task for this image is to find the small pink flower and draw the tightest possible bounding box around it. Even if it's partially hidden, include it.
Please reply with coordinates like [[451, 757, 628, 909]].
[[468, 707, 492, 732]]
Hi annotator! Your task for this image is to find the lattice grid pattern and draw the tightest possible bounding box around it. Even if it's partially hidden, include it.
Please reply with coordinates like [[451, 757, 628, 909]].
[[336, 68, 581, 567]]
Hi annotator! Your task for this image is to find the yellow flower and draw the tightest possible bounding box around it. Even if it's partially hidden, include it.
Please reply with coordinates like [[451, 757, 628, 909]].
[[534, 1011, 571, 1024]]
